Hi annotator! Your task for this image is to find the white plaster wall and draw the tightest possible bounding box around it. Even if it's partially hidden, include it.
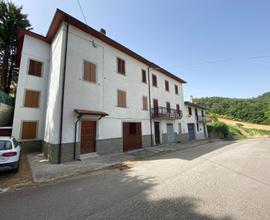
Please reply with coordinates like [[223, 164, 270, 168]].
[[12, 35, 50, 140], [60, 24, 186, 143], [43, 23, 66, 144]]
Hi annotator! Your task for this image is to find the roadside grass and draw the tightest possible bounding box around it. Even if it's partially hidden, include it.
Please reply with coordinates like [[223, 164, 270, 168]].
[[207, 116, 270, 140]]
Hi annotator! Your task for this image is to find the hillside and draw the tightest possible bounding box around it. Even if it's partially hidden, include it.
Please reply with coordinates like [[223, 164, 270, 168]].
[[195, 92, 270, 125]]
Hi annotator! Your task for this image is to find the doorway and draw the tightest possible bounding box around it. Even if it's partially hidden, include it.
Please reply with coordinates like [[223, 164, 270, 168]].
[[80, 121, 96, 154], [154, 122, 160, 145]]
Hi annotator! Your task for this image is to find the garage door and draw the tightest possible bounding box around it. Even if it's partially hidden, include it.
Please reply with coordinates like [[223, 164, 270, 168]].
[[167, 123, 175, 143], [123, 122, 142, 152]]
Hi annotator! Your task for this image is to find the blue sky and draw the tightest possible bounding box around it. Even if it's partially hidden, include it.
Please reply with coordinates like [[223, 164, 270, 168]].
[[14, 0, 270, 99]]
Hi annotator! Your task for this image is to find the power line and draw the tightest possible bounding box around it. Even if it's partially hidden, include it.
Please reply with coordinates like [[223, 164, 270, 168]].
[[77, 0, 87, 24]]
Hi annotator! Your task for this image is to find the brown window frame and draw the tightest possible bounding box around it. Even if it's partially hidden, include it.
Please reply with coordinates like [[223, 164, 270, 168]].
[[28, 59, 43, 77], [24, 89, 40, 108], [165, 80, 169, 92], [142, 96, 148, 111], [21, 121, 38, 140], [188, 107, 192, 115], [142, 69, 147, 84], [152, 74, 157, 87], [175, 85, 179, 95], [117, 90, 127, 108], [83, 60, 97, 83], [117, 57, 126, 75]]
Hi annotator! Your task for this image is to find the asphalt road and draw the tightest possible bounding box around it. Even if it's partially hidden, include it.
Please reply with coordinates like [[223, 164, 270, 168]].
[[1, 139, 270, 220]]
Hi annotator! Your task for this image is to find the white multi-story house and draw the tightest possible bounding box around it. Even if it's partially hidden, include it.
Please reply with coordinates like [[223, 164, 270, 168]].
[[12, 9, 206, 163], [184, 96, 209, 140]]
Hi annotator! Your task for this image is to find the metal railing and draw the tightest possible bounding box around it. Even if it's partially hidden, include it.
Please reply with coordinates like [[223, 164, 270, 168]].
[[151, 106, 183, 120], [197, 115, 211, 123]]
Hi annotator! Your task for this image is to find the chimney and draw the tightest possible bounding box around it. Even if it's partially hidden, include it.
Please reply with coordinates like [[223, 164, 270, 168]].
[[190, 95, 194, 103], [100, 28, 106, 35]]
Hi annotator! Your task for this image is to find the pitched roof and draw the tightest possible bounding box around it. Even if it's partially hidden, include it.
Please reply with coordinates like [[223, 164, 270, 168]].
[[17, 9, 186, 84]]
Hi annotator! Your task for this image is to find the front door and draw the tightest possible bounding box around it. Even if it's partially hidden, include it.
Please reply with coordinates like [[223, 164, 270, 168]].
[[188, 123, 196, 140], [81, 121, 96, 154], [123, 122, 142, 151], [167, 123, 175, 143], [154, 122, 160, 145]]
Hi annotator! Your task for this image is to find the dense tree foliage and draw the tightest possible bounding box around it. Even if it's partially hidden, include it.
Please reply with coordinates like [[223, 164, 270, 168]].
[[195, 92, 270, 125], [0, 0, 31, 93]]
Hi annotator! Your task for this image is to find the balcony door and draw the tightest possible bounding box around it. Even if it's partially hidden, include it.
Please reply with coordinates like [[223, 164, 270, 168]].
[[153, 99, 158, 116]]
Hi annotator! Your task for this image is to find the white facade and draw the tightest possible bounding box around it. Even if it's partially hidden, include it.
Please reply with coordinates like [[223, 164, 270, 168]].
[[12, 11, 207, 161]]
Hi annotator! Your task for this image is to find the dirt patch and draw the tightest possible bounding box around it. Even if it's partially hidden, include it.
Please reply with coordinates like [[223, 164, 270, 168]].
[[109, 161, 136, 171], [0, 154, 34, 192], [219, 118, 270, 131]]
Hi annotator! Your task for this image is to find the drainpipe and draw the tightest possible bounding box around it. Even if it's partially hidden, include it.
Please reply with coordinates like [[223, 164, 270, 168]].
[[58, 21, 70, 164], [73, 115, 82, 160], [147, 66, 153, 146]]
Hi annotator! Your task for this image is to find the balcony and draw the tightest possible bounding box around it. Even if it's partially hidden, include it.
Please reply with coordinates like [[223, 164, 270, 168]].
[[151, 106, 183, 120], [196, 115, 211, 123]]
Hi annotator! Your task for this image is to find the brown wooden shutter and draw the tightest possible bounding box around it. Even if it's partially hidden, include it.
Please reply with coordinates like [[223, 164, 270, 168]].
[[152, 74, 157, 87], [176, 104, 180, 113], [21, 121, 37, 139], [166, 102, 171, 113], [29, 60, 42, 77], [122, 59, 125, 74], [24, 90, 40, 108], [117, 90, 126, 107], [117, 58, 121, 73], [142, 96, 148, 110], [84, 61, 96, 82], [142, 70, 147, 83]]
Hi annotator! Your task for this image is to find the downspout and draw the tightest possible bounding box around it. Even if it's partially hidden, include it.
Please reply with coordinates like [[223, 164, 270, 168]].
[[58, 21, 69, 164], [147, 67, 153, 146], [73, 115, 82, 160]]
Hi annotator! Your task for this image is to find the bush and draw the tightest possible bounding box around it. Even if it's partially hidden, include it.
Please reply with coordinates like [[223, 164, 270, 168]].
[[0, 90, 14, 106]]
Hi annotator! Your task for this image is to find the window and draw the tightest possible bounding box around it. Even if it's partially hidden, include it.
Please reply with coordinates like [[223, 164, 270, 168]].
[[165, 80, 169, 91], [21, 121, 37, 139], [188, 107, 192, 115], [176, 104, 180, 113], [129, 123, 137, 134], [117, 90, 126, 108], [152, 74, 157, 87], [142, 69, 147, 83], [166, 102, 171, 113], [28, 59, 42, 77], [0, 140, 12, 150], [142, 96, 148, 110], [195, 108, 198, 120], [117, 58, 125, 75], [84, 60, 96, 83], [175, 85, 179, 95], [202, 110, 204, 117], [197, 123, 199, 132], [24, 90, 40, 108]]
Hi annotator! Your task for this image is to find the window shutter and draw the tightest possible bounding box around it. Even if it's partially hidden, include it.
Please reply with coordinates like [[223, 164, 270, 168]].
[[84, 61, 96, 82], [118, 90, 126, 107], [21, 121, 37, 139], [143, 96, 148, 110], [175, 85, 179, 94], [29, 60, 42, 77], [24, 90, 40, 108]]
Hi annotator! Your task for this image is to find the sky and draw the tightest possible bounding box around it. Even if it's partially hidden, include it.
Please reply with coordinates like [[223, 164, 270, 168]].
[[13, 0, 270, 100]]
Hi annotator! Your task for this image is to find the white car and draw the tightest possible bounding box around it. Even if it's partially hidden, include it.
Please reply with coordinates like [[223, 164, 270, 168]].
[[0, 137, 21, 172]]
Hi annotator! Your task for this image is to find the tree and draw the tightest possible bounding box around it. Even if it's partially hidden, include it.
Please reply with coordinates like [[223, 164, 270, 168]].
[[0, 0, 31, 94]]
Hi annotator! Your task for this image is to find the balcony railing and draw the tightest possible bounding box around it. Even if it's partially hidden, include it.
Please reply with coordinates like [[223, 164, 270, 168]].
[[151, 106, 183, 120], [197, 115, 211, 123]]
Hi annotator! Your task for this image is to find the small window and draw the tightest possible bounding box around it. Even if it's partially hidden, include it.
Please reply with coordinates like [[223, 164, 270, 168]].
[[24, 90, 40, 108], [117, 58, 125, 75], [84, 61, 96, 83], [129, 123, 137, 134], [142, 69, 147, 83], [166, 102, 171, 113], [21, 121, 37, 139], [152, 74, 157, 87], [188, 107, 192, 115], [142, 96, 148, 110], [175, 85, 179, 95], [28, 59, 42, 77], [165, 80, 169, 91], [117, 90, 126, 108], [197, 123, 199, 132]]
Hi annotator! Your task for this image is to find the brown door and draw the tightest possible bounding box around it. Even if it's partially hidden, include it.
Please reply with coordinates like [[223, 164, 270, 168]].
[[153, 99, 158, 116], [123, 122, 142, 152], [80, 121, 96, 154]]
